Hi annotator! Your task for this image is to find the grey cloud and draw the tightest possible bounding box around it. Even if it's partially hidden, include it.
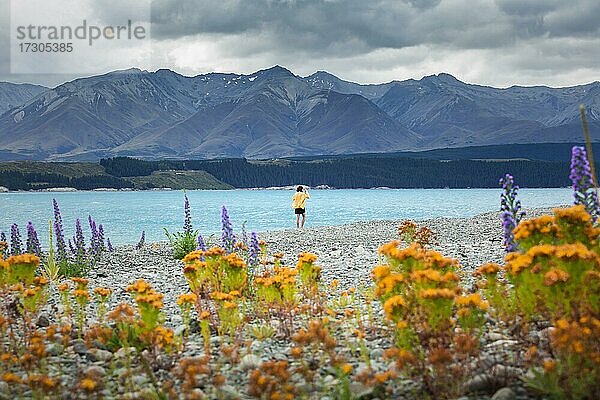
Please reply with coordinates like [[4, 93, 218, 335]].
[[148, 0, 600, 54], [494, 0, 561, 16], [403, 0, 441, 10], [0, 0, 598, 88]]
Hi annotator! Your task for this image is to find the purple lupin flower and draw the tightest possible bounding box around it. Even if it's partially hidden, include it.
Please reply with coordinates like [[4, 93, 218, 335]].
[[53, 199, 67, 262], [499, 174, 526, 252], [197, 234, 207, 251], [0, 232, 6, 243], [74, 218, 87, 263], [221, 205, 236, 252], [88, 215, 99, 250], [136, 231, 145, 250], [68, 238, 76, 254], [569, 146, 600, 221], [248, 232, 260, 268], [97, 224, 106, 252], [10, 223, 23, 256], [183, 195, 193, 235], [107, 238, 114, 252], [26, 221, 42, 257]]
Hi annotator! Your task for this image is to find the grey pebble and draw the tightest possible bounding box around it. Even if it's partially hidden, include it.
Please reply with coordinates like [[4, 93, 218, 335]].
[[492, 387, 516, 400]]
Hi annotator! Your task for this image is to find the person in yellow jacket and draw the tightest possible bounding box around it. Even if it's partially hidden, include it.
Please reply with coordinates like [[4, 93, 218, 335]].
[[292, 185, 310, 228]]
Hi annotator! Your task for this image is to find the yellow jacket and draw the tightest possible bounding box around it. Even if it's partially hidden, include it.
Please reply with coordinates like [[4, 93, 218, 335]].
[[292, 192, 310, 209]]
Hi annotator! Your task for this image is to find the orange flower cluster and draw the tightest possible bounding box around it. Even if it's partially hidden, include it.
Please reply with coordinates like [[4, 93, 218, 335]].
[[209, 291, 240, 302], [177, 293, 197, 306], [135, 292, 164, 309], [296, 252, 321, 289], [418, 288, 455, 300], [106, 303, 136, 323], [26, 374, 57, 392], [204, 247, 226, 257], [293, 319, 336, 351], [382, 295, 407, 320], [383, 347, 416, 369], [356, 368, 398, 386], [551, 317, 600, 361], [182, 250, 203, 263], [6, 253, 40, 266], [513, 215, 558, 241], [3, 253, 40, 284], [144, 325, 175, 350], [125, 278, 153, 295], [223, 253, 247, 269], [514, 205, 600, 244], [248, 361, 296, 400], [93, 287, 112, 298], [371, 264, 391, 280], [79, 378, 97, 391], [505, 243, 599, 275], [455, 293, 489, 310], [175, 356, 212, 393], [374, 273, 404, 297], [255, 267, 297, 288], [398, 220, 436, 248], [554, 205, 595, 226], [297, 252, 318, 264], [126, 279, 164, 308], [543, 268, 570, 286], [472, 263, 500, 277], [428, 347, 453, 365], [378, 242, 457, 270], [73, 289, 90, 301]]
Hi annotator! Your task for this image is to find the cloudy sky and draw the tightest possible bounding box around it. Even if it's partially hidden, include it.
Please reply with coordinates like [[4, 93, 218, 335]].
[[1, 0, 599, 88]]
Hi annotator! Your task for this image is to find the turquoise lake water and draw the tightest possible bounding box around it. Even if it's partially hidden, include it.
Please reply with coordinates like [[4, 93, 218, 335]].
[[0, 188, 572, 245]]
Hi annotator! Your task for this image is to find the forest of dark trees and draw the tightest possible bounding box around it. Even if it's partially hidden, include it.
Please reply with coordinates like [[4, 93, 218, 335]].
[[0, 171, 132, 191], [0, 154, 577, 190], [100, 156, 572, 189]]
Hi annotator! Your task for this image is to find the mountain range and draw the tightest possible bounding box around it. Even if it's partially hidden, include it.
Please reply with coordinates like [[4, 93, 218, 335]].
[[0, 66, 598, 161]]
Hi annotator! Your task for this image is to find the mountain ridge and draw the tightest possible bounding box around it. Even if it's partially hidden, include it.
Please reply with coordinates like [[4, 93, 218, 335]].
[[0, 67, 598, 160]]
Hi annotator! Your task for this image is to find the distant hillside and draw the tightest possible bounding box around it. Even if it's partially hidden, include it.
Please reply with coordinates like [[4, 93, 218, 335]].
[[0, 161, 230, 191], [126, 170, 233, 190], [0, 66, 597, 160]]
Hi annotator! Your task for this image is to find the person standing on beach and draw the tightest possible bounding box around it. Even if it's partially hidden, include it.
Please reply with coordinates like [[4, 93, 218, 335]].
[[292, 186, 310, 228]]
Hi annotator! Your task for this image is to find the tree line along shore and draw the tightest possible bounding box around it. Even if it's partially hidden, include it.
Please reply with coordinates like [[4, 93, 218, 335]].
[[0, 154, 579, 191]]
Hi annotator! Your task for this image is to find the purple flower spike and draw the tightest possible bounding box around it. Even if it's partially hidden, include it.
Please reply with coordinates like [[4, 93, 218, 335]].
[[570, 146, 600, 221], [197, 234, 207, 251], [248, 232, 260, 268], [499, 174, 526, 252], [53, 198, 67, 262], [183, 195, 193, 235], [10, 223, 23, 256], [107, 238, 114, 252], [26, 221, 42, 257], [221, 205, 236, 252], [98, 224, 106, 252], [74, 218, 87, 262], [0, 232, 6, 243], [136, 231, 145, 250]]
